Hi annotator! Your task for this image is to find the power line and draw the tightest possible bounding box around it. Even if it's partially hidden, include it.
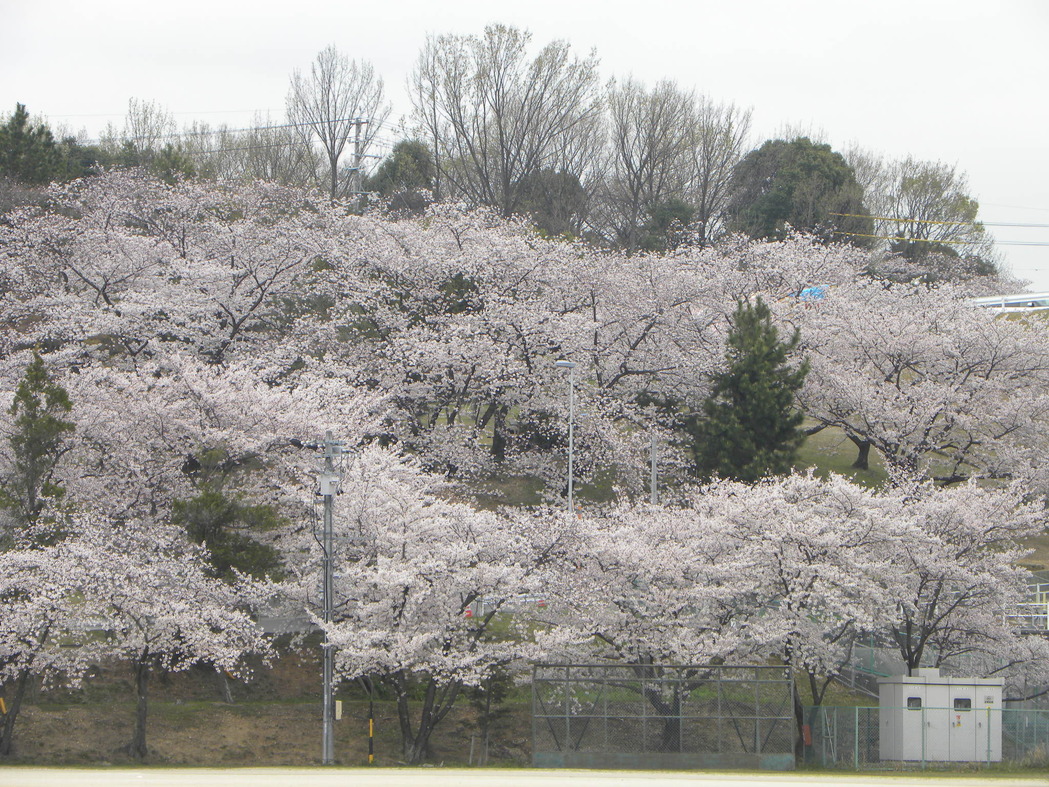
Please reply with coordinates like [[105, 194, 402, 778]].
[[833, 231, 1049, 248], [982, 202, 1049, 215], [978, 221, 1049, 229], [49, 108, 280, 120], [829, 212, 1049, 230], [81, 116, 391, 147]]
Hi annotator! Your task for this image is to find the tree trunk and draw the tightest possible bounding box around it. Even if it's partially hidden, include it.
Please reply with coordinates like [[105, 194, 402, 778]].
[[128, 650, 150, 759], [656, 689, 683, 753], [217, 667, 234, 704], [0, 668, 34, 757], [800, 671, 832, 766], [490, 404, 508, 462], [329, 153, 339, 202], [393, 674, 462, 765], [634, 667, 686, 753], [400, 681, 436, 765], [850, 436, 872, 470]]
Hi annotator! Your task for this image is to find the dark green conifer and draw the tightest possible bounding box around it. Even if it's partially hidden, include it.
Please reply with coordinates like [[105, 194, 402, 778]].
[[693, 298, 809, 482], [0, 353, 75, 545]]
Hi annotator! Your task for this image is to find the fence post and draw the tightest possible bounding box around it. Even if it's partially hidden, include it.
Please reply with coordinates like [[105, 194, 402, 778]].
[[564, 665, 571, 753], [641, 673, 647, 754], [678, 677, 684, 755], [754, 669, 760, 755], [604, 670, 609, 754], [854, 705, 859, 769], [531, 664, 537, 763]]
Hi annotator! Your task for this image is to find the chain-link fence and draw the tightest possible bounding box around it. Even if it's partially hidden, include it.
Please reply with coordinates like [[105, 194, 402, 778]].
[[532, 663, 795, 770], [808, 705, 1049, 769]]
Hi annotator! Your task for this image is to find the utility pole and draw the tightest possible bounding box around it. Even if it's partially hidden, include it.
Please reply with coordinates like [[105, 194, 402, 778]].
[[351, 118, 367, 199], [555, 360, 577, 514], [317, 431, 343, 765]]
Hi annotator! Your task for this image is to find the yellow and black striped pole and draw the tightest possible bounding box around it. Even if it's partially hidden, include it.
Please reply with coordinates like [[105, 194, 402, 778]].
[[368, 698, 374, 764]]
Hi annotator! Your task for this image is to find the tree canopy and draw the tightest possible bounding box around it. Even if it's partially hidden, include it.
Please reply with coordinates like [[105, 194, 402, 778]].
[[727, 137, 873, 245], [0, 169, 1044, 765], [0, 104, 67, 185]]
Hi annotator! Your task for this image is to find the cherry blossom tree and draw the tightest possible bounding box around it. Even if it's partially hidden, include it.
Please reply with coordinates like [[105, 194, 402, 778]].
[[791, 278, 1049, 480], [0, 544, 80, 756], [284, 446, 571, 764], [714, 473, 900, 751], [1, 171, 347, 366], [57, 515, 272, 758], [541, 497, 761, 752], [1, 513, 272, 759], [551, 472, 898, 749], [885, 479, 1047, 676]]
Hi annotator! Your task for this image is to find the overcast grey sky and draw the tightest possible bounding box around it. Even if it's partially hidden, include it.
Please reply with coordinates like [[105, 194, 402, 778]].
[[4, 0, 1048, 288]]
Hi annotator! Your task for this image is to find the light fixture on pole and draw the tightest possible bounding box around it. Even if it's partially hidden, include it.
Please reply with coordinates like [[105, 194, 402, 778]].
[[555, 359, 577, 514], [290, 432, 345, 765]]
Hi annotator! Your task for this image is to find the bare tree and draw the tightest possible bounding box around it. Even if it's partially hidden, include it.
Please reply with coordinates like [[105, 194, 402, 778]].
[[843, 145, 887, 207], [882, 157, 992, 261], [242, 119, 323, 187], [98, 98, 177, 161], [408, 38, 451, 201], [410, 25, 602, 218], [287, 46, 390, 200], [846, 149, 996, 270], [683, 97, 751, 246], [598, 78, 695, 251], [123, 98, 177, 156], [590, 82, 749, 251]]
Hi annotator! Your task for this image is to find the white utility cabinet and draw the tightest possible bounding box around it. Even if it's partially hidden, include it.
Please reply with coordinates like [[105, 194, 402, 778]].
[[878, 668, 1002, 763]]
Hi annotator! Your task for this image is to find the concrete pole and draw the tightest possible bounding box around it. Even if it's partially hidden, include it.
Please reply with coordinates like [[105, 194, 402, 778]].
[[320, 431, 338, 765]]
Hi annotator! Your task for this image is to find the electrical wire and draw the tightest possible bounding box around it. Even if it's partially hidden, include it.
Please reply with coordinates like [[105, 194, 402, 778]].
[[832, 231, 1049, 248], [79, 115, 387, 147], [829, 212, 1049, 230]]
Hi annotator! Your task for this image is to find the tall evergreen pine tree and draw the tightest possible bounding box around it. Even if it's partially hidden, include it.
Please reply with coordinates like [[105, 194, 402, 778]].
[[0, 353, 75, 545], [0, 104, 66, 185], [693, 298, 809, 482]]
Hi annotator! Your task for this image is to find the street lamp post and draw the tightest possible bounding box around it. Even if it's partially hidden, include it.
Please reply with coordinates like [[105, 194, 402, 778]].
[[291, 432, 345, 766], [555, 360, 577, 514], [317, 431, 344, 766]]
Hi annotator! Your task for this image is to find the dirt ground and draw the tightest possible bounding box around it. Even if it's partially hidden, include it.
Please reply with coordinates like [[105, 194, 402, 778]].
[[8, 699, 527, 767], [2, 650, 529, 767], [2, 768, 1049, 787]]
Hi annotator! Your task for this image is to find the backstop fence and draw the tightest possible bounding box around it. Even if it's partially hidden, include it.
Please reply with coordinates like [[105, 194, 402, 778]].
[[531, 663, 795, 771]]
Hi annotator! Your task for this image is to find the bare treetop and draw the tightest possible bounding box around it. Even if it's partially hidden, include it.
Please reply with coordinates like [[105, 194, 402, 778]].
[[287, 46, 391, 200]]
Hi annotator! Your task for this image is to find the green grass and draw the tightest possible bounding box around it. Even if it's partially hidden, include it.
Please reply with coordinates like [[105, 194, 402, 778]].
[[470, 474, 546, 508], [794, 423, 889, 488], [1019, 532, 1049, 572]]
